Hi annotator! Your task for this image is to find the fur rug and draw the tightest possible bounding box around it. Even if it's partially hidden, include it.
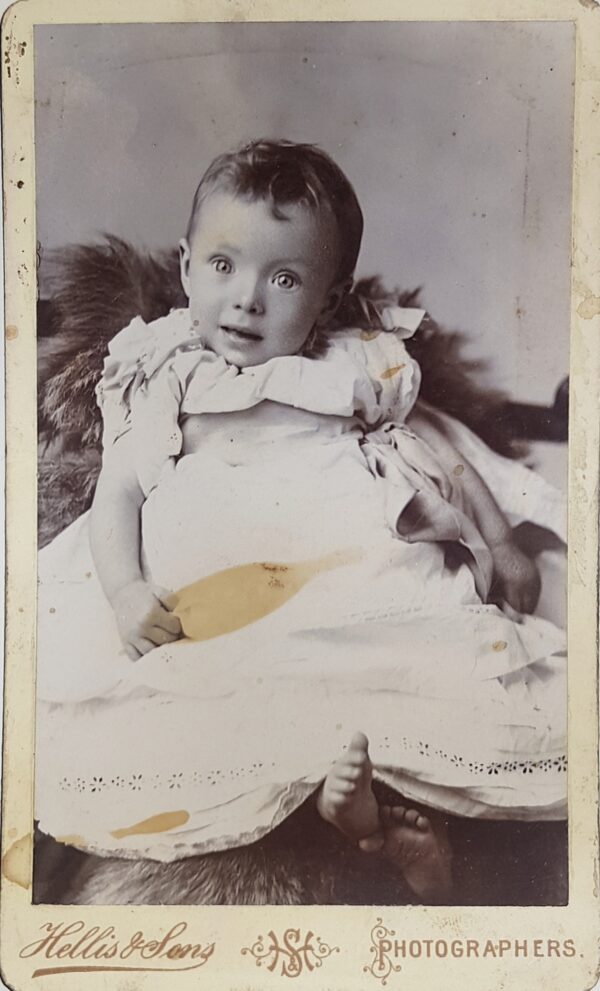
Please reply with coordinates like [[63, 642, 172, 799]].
[[34, 793, 567, 906], [34, 786, 415, 907], [34, 237, 566, 905]]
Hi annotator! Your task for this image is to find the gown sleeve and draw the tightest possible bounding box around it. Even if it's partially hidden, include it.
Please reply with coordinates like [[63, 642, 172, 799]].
[[94, 315, 153, 448], [359, 305, 565, 600], [356, 307, 496, 599], [94, 309, 198, 494], [334, 304, 425, 426]]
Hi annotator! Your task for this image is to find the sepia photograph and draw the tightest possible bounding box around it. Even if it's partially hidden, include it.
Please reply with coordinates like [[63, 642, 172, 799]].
[[29, 19, 573, 910], [3, 2, 600, 987]]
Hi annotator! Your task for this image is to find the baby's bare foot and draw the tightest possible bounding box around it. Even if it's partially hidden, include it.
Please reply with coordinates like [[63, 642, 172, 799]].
[[380, 804, 452, 903], [317, 732, 382, 845]]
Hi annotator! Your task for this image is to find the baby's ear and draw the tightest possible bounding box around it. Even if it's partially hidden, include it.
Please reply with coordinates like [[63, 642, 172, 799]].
[[179, 238, 191, 297], [316, 278, 352, 326]]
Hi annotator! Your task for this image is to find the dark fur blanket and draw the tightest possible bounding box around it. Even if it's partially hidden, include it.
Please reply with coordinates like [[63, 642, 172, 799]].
[[34, 237, 566, 906]]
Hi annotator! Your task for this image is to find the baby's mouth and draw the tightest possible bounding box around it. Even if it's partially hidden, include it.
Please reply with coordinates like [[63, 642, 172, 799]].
[[220, 324, 263, 343]]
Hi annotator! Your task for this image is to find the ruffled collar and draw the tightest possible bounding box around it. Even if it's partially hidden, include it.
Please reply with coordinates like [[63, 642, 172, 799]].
[[102, 304, 425, 420], [97, 304, 426, 494]]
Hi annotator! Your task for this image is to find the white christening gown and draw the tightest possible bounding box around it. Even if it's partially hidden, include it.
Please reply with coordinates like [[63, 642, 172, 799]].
[[35, 307, 567, 861]]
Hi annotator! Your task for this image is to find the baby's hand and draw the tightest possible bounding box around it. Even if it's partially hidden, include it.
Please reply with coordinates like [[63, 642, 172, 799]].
[[111, 579, 182, 660], [490, 539, 541, 615]]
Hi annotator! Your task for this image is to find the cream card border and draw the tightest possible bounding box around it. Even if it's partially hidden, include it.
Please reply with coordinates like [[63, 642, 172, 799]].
[[1, 2, 599, 989]]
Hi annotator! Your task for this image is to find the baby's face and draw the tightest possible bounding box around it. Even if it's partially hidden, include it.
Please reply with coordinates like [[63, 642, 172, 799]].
[[179, 191, 344, 367]]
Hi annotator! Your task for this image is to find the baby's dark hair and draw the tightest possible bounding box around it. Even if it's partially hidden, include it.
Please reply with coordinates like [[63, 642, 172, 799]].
[[186, 138, 364, 285]]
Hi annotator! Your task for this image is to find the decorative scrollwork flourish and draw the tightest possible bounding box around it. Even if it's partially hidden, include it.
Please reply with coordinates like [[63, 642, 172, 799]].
[[363, 918, 402, 986], [241, 928, 339, 978]]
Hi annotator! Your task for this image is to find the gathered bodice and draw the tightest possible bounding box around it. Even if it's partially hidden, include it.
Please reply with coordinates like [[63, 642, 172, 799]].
[[95, 305, 425, 495]]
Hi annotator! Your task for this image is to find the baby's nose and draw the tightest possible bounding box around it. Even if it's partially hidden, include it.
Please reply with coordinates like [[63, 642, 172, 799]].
[[234, 277, 264, 314]]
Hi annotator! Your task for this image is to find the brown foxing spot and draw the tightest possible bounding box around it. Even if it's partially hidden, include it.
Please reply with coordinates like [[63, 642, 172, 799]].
[[453, 464, 464, 476], [5, 324, 18, 340], [360, 330, 380, 341], [380, 364, 405, 380], [577, 294, 600, 320], [492, 640, 507, 652], [111, 810, 190, 839]]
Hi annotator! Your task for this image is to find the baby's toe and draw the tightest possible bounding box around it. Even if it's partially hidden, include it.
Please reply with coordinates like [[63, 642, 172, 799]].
[[347, 731, 370, 758], [390, 805, 408, 824], [339, 765, 362, 782], [359, 831, 385, 853], [331, 779, 356, 797], [405, 809, 430, 832]]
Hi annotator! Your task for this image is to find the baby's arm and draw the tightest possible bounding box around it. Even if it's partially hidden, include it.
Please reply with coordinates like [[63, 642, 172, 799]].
[[452, 460, 540, 613], [408, 407, 540, 613], [90, 432, 182, 659]]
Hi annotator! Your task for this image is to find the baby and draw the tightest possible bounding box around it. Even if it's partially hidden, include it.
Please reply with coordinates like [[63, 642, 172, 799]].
[[91, 139, 538, 659], [87, 140, 537, 896], [36, 140, 565, 904]]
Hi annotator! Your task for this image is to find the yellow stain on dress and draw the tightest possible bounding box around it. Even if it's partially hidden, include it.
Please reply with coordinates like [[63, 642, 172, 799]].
[[167, 548, 363, 642], [1, 833, 32, 888], [111, 810, 190, 840], [492, 640, 508, 652], [380, 364, 405, 380]]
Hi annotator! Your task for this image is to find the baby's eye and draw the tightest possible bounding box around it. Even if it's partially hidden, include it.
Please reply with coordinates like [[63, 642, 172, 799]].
[[273, 272, 299, 290], [211, 257, 233, 274]]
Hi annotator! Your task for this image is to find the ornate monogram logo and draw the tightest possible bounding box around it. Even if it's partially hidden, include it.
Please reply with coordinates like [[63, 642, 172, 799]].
[[363, 918, 403, 985], [241, 928, 339, 977]]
